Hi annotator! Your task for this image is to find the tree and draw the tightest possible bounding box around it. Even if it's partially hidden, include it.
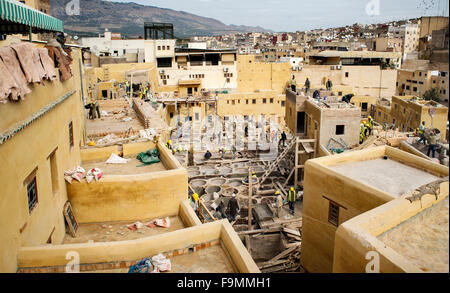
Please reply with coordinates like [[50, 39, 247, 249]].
[[423, 88, 440, 103]]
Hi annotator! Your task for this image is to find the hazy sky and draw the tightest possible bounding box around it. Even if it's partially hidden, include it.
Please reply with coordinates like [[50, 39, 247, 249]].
[[110, 0, 449, 32]]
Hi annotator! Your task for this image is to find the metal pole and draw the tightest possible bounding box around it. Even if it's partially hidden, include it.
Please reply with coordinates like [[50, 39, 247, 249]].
[[248, 168, 253, 231]]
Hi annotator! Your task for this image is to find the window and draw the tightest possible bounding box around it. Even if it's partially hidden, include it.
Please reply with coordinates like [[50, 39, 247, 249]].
[[246, 99, 249, 105], [158, 46, 161, 50], [163, 80, 167, 85], [24, 169, 38, 214], [232, 100, 235, 105], [252, 99, 256, 104], [270, 98, 274, 104], [195, 113, 200, 121], [167, 46, 170, 50], [413, 87, 417, 92], [281, 101, 285, 107], [263, 98, 267, 104], [361, 102, 368, 112], [169, 112, 174, 118], [338, 91, 343, 96], [345, 72, 349, 78], [68, 122, 74, 148], [48, 149, 59, 196], [378, 111, 381, 117], [335, 125, 345, 135], [328, 202, 339, 226]]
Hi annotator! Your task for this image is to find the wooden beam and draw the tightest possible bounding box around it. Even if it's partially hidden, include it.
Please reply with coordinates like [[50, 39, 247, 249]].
[[237, 227, 281, 236], [283, 227, 301, 237], [267, 245, 299, 263], [248, 168, 253, 231]]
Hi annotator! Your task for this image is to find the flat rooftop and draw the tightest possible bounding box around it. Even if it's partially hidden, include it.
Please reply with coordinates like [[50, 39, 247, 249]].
[[86, 99, 144, 138], [329, 158, 441, 197], [63, 216, 185, 244], [82, 156, 167, 175], [84, 244, 236, 273], [378, 197, 449, 273]]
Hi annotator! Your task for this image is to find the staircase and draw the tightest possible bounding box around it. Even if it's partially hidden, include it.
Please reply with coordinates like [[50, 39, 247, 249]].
[[259, 140, 296, 185]]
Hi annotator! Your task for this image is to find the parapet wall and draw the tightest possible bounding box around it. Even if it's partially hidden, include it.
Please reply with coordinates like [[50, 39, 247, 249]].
[[17, 219, 260, 273], [69, 142, 187, 223]]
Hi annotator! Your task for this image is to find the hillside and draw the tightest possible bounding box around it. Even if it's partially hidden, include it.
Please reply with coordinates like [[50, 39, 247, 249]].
[[50, 0, 271, 38]]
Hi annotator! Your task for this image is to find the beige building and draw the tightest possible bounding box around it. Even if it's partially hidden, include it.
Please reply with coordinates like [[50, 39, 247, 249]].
[[396, 67, 449, 103], [374, 95, 448, 138], [301, 146, 449, 273], [285, 89, 361, 151]]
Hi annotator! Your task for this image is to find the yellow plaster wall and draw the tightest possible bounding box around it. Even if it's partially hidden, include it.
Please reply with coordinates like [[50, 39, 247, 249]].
[[333, 184, 449, 273], [0, 47, 86, 273], [17, 219, 260, 273]]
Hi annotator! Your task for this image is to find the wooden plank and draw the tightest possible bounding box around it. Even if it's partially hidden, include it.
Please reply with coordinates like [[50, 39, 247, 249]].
[[237, 227, 281, 236], [300, 141, 314, 154], [258, 259, 290, 270], [267, 246, 299, 263], [283, 227, 301, 237], [285, 241, 302, 249], [263, 218, 302, 227]]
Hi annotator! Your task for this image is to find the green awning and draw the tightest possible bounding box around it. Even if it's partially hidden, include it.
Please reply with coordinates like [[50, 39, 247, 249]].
[[0, 0, 63, 33]]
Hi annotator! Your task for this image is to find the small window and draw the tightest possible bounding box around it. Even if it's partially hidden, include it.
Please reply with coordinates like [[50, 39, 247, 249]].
[[68, 122, 74, 148], [336, 125, 345, 135], [169, 112, 174, 118], [361, 102, 368, 112], [167, 46, 170, 50], [281, 101, 285, 107], [195, 113, 200, 121], [270, 98, 274, 103], [252, 99, 256, 104], [338, 91, 343, 96], [232, 100, 235, 105], [246, 99, 249, 105], [158, 46, 161, 50], [25, 172, 38, 214], [263, 98, 267, 104], [345, 72, 349, 78], [328, 202, 339, 226]]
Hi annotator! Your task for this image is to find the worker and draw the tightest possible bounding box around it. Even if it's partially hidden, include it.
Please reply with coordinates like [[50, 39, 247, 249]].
[[417, 121, 426, 145], [244, 172, 257, 184], [304, 76, 311, 94], [125, 80, 130, 94], [359, 123, 365, 144], [191, 193, 199, 212], [219, 147, 225, 159], [326, 79, 333, 91], [213, 207, 223, 220], [342, 93, 354, 103], [275, 191, 283, 218], [427, 129, 437, 158], [363, 121, 370, 138], [279, 131, 287, 147], [313, 89, 320, 100], [227, 193, 240, 222], [290, 76, 297, 92], [288, 187, 296, 215], [166, 139, 172, 150], [368, 116, 374, 135], [204, 150, 212, 160]]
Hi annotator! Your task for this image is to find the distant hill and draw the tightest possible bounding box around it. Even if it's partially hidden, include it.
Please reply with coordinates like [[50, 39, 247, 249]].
[[50, 0, 271, 38]]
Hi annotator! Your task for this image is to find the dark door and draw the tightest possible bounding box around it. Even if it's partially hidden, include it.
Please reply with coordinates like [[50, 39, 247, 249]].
[[297, 112, 305, 134]]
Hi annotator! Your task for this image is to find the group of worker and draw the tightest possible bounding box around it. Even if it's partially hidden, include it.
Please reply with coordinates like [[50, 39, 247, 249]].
[[359, 116, 374, 144], [416, 121, 440, 158], [290, 76, 333, 95], [124, 80, 151, 100], [85, 99, 101, 120]]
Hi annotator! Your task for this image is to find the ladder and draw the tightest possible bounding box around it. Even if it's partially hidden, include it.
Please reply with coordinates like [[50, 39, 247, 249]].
[[259, 139, 296, 185]]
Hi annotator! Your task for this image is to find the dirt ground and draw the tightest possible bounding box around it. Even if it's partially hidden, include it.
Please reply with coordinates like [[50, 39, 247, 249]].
[[63, 216, 184, 244], [85, 245, 236, 273], [82, 157, 167, 175]]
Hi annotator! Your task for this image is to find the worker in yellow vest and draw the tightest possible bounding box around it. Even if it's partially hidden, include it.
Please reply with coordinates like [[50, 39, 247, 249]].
[[359, 123, 365, 144], [166, 139, 172, 150], [288, 187, 296, 215], [368, 116, 374, 135]]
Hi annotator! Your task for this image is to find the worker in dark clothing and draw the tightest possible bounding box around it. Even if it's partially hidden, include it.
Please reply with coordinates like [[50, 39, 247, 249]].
[[342, 93, 355, 103], [95, 100, 101, 119], [326, 79, 333, 91], [304, 76, 311, 94], [279, 131, 287, 147], [427, 129, 438, 158], [227, 193, 240, 222], [204, 150, 212, 160], [313, 90, 320, 100]]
